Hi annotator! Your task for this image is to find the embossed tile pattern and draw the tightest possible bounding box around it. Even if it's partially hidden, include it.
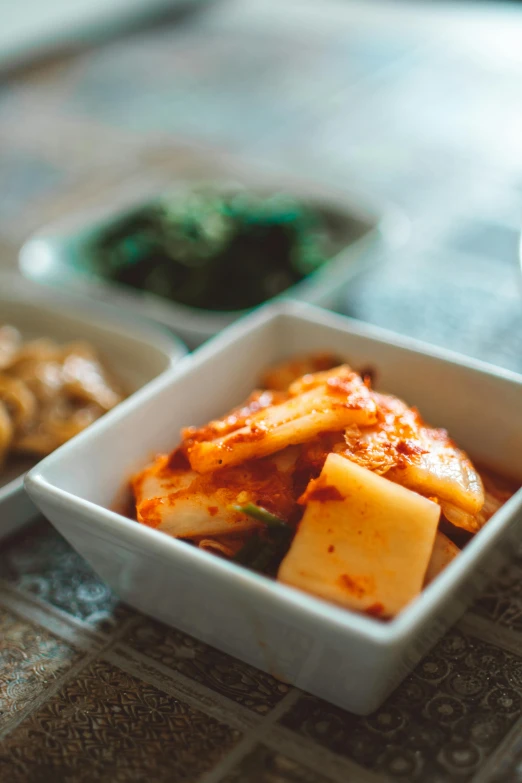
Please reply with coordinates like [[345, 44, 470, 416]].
[[281, 630, 522, 782], [0, 659, 241, 783], [472, 550, 522, 633], [221, 745, 334, 783], [0, 520, 127, 631], [0, 608, 79, 732], [125, 618, 290, 714]]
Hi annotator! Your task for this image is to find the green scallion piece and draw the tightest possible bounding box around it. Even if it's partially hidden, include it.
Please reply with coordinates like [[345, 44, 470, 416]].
[[230, 502, 290, 533]]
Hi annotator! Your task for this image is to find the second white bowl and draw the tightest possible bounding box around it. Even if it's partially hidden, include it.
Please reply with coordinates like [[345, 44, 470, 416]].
[[0, 273, 186, 538]]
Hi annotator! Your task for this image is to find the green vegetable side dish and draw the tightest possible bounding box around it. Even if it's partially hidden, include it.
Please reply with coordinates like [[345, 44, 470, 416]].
[[91, 190, 330, 311]]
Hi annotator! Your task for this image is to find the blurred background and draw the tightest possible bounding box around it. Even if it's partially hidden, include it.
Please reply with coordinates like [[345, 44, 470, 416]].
[[1, 0, 522, 359]]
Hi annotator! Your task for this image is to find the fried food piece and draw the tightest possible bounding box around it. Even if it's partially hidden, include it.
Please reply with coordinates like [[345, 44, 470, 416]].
[[0, 327, 125, 468]]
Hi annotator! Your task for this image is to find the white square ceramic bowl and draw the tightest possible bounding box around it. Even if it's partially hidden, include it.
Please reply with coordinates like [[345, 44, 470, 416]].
[[25, 301, 522, 714], [0, 273, 186, 538]]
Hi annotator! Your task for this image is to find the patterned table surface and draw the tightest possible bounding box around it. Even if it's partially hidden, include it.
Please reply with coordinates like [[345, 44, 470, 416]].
[[2, 1, 522, 780]]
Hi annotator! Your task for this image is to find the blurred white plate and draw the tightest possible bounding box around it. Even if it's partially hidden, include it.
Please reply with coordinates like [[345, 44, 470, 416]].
[[0, 273, 187, 539]]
